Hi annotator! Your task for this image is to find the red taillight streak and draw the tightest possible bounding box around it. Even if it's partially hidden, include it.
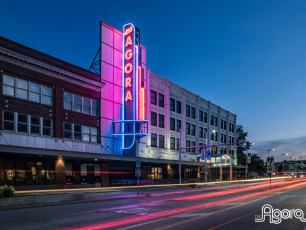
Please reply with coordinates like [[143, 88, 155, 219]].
[[173, 180, 297, 201], [73, 180, 306, 230], [151, 180, 282, 197]]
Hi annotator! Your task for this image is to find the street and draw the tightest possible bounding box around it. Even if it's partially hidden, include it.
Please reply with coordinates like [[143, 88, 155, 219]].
[[0, 178, 305, 230]]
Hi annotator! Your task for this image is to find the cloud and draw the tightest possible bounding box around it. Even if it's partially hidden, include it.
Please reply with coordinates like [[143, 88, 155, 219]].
[[251, 136, 306, 162]]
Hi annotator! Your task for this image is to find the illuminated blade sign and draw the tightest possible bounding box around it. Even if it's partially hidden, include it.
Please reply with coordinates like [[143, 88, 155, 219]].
[[122, 23, 144, 149]]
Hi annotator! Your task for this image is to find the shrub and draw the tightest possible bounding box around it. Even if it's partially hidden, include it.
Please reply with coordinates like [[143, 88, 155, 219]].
[[0, 185, 15, 198]]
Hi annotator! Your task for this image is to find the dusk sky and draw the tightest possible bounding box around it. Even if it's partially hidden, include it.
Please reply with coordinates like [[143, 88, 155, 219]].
[[1, 0, 306, 161]]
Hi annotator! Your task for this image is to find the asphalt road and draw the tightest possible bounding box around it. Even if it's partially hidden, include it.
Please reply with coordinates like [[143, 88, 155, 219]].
[[0, 178, 305, 230]]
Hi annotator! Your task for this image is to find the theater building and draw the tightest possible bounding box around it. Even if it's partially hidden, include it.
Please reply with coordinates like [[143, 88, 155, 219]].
[[0, 21, 237, 189]]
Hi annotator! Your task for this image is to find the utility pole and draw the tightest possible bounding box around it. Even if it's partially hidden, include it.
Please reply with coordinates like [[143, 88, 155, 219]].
[[179, 128, 182, 184]]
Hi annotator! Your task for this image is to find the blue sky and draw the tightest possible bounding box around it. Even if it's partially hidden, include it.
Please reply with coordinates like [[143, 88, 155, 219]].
[[1, 0, 306, 161]]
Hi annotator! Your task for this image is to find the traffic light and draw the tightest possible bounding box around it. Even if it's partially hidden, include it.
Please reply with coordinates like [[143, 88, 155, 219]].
[[213, 145, 216, 153], [246, 141, 250, 150]]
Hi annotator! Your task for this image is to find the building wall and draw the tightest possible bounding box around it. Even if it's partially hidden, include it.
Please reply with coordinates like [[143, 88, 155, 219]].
[[143, 70, 237, 165]]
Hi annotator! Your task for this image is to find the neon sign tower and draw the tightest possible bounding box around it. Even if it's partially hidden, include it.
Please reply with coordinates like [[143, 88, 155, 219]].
[[113, 23, 148, 154]]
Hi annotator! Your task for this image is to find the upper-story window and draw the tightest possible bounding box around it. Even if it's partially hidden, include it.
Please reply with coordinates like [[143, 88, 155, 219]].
[[151, 112, 157, 126], [159, 93, 164, 108], [170, 118, 175, 131], [204, 112, 208, 123], [191, 107, 195, 119], [210, 115, 214, 126], [151, 90, 157, 105], [170, 98, 175, 112], [151, 133, 157, 147], [64, 92, 98, 116], [64, 122, 98, 143], [191, 124, 195, 136], [176, 119, 181, 132], [3, 74, 53, 106], [199, 110, 203, 122], [159, 114, 164, 128], [186, 105, 190, 117], [176, 101, 181, 114], [186, 122, 190, 135], [3, 110, 53, 137]]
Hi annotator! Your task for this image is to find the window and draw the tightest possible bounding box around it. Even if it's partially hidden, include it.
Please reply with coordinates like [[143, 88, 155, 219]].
[[74, 124, 82, 141], [83, 126, 90, 142], [17, 113, 28, 133], [186, 140, 190, 152], [170, 137, 175, 150], [191, 141, 195, 152], [199, 127, 203, 138], [176, 119, 181, 132], [224, 135, 227, 143], [214, 117, 218, 127], [199, 143, 203, 153], [30, 116, 40, 135], [191, 107, 195, 119], [211, 132, 214, 141], [210, 115, 214, 126], [3, 74, 15, 97], [64, 92, 72, 110], [232, 124, 235, 132], [186, 122, 190, 135], [30, 82, 41, 103], [199, 110, 203, 122], [158, 93, 164, 107], [170, 98, 175, 112], [64, 122, 72, 139], [74, 95, 82, 112], [151, 112, 157, 126], [16, 78, 28, 100], [176, 101, 181, 114], [92, 100, 98, 116], [215, 132, 218, 141], [221, 119, 224, 129], [42, 86, 52, 105], [43, 118, 52, 136], [170, 118, 175, 131], [3, 111, 14, 131], [2, 74, 53, 106], [83, 98, 90, 114], [151, 90, 157, 105], [191, 124, 195, 136], [186, 105, 190, 117], [204, 112, 207, 123], [224, 121, 227, 130], [159, 135, 165, 148], [204, 128, 208, 139], [159, 114, 164, 128], [151, 133, 157, 147], [176, 138, 180, 150], [91, 127, 98, 143]]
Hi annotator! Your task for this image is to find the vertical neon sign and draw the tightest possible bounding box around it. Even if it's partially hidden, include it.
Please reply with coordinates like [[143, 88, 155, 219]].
[[122, 23, 145, 150]]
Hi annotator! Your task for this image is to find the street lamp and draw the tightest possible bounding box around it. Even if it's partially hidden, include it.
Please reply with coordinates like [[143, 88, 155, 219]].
[[203, 130, 216, 184], [267, 148, 275, 158], [282, 153, 289, 174]]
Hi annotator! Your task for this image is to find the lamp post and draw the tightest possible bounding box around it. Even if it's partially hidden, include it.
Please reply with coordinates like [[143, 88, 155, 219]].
[[282, 153, 289, 174], [204, 130, 215, 184], [267, 148, 275, 158]]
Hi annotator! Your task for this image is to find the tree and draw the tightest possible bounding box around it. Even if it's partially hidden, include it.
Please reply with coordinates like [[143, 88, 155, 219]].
[[249, 154, 266, 173], [236, 125, 248, 165]]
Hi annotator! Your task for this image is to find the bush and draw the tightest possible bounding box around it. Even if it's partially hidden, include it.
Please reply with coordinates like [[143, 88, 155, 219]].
[[0, 185, 15, 198]]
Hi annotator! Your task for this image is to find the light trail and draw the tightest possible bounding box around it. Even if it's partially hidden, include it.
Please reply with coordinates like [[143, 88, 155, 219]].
[[15, 177, 289, 194], [72, 179, 306, 230], [172, 180, 297, 201]]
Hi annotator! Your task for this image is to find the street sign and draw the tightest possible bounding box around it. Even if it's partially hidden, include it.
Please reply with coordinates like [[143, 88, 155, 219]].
[[207, 149, 211, 160], [201, 149, 205, 161], [135, 168, 141, 177], [267, 156, 275, 173], [136, 159, 141, 168]]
